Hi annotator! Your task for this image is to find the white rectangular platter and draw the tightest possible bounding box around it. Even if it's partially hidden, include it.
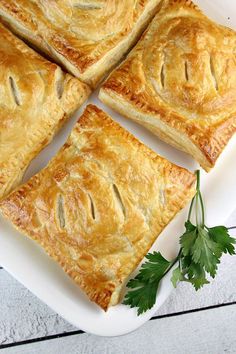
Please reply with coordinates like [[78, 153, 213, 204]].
[[0, 0, 235, 337]]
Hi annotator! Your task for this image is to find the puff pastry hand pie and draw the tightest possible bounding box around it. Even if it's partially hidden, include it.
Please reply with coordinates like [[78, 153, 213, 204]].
[[0, 104, 195, 310], [0, 0, 163, 88], [100, 0, 236, 171], [0, 23, 90, 199]]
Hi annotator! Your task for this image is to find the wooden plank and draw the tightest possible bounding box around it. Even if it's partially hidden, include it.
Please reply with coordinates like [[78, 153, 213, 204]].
[[1, 304, 235, 353], [0, 271, 75, 345], [0, 252, 235, 345]]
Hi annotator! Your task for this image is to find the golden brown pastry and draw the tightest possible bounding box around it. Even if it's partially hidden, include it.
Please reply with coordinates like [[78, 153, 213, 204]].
[[0, 23, 90, 200], [0, 0, 164, 88], [99, 0, 236, 171], [0, 104, 196, 311]]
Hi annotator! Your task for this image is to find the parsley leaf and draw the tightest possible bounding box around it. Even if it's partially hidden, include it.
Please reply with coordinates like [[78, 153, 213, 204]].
[[123, 252, 172, 315], [138, 252, 171, 283], [208, 226, 236, 256], [180, 222, 197, 256], [171, 267, 182, 288], [181, 258, 209, 290], [123, 277, 159, 315], [191, 227, 221, 277]]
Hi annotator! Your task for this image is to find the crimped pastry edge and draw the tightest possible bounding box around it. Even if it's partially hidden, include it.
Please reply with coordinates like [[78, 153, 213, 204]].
[[99, 89, 213, 171]]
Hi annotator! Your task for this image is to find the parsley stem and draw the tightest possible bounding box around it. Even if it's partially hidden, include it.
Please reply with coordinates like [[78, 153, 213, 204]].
[[198, 191, 205, 227], [163, 249, 181, 278], [187, 197, 195, 221], [188, 170, 205, 227], [195, 194, 199, 225], [187, 169, 199, 221], [196, 170, 205, 226], [196, 169, 201, 190]]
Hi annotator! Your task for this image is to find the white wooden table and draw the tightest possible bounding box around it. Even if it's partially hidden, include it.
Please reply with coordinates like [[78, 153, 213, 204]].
[[0, 211, 235, 354]]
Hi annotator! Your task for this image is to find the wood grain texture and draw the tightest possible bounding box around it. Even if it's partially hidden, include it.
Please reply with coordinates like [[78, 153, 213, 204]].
[[1, 305, 236, 354], [0, 271, 74, 345]]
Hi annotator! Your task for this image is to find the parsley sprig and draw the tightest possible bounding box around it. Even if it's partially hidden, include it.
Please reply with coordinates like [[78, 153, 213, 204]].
[[123, 170, 236, 315]]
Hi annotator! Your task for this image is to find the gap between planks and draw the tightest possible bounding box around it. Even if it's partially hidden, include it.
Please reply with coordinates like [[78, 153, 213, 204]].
[[0, 301, 235, 350]]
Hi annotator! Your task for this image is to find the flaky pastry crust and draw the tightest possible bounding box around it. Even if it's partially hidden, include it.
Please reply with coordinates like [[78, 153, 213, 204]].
[[0, 0, 163, 88], [0, 23, 90, 199], [100, 0, 236, 171], [0, 104, 196, 310]]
